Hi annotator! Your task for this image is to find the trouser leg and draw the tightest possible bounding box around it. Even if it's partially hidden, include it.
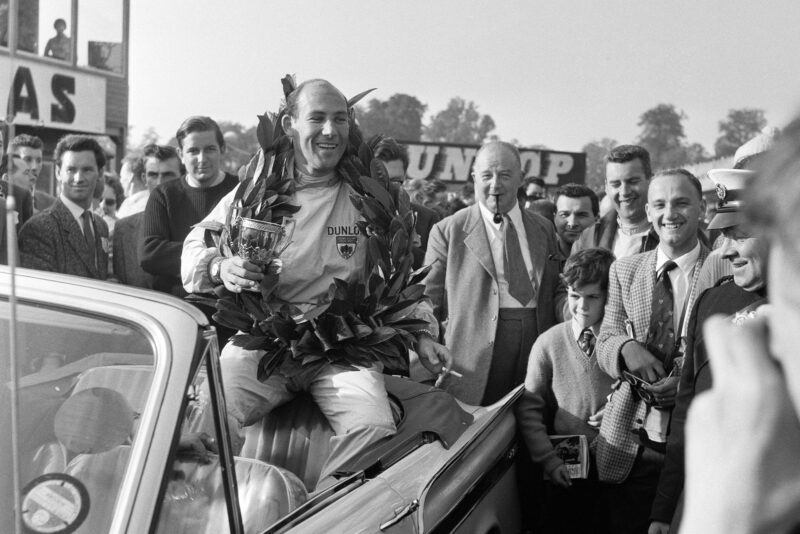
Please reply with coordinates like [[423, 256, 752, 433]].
[[484, 309, 539, 531], [310, 363, 396, 482], [604, 446, 664, 534], [217, 343, 294, 453], [482, 308, 538, 405]]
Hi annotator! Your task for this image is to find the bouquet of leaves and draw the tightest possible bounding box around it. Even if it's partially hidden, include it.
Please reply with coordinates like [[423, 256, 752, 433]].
[[208, 75, 433, 381]]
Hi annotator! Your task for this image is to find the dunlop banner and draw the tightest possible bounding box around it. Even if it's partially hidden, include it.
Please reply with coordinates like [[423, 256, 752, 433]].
[[403, 141, 586, 185]]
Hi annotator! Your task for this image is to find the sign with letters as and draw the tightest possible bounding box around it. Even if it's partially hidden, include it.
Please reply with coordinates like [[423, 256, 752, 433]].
[[1, 57, 107, 134], [403, 141, 586, 185]]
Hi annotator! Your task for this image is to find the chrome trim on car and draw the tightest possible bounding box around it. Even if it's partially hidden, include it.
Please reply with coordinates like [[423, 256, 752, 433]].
[[205, 331, 245, 533]]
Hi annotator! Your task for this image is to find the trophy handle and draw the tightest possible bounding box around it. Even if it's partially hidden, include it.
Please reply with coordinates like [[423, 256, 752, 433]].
[[276, 217, 296, 255]]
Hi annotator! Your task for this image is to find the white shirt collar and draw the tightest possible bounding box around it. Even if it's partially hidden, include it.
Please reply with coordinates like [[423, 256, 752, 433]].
[[60, 194, 89, 219], [655, 241, 701, 274], [478, 201, 524, 231], [571, 319, 600, 341]]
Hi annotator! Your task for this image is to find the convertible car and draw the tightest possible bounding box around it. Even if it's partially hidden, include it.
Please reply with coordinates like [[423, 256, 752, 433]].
[[0, 266, 523, 534]]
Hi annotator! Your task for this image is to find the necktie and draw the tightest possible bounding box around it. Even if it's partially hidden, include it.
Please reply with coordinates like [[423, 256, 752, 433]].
[[503, 216, 534, 306], [81, 210, 97, 267], [646, 260, 678, 365], [578, 328, 595, 357]]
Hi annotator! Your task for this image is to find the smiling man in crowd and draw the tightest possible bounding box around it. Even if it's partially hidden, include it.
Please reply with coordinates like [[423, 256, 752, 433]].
[[18, 135, 110, 279], [141, 116, 238, 296], [596, 168, 709, 533], [598, 144, 658, 257]]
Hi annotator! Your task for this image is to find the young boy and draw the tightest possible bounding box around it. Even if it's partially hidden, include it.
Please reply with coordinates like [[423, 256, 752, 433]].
[[516, 247, 615, 533]]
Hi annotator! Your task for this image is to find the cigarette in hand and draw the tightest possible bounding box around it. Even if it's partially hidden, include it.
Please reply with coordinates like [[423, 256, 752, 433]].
[[434, 367, 463, 388]]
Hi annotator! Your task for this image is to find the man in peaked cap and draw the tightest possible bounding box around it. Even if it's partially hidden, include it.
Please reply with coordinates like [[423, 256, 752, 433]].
[[706, 169, 750, 232], [694, 127, 780, 294], [649, 166, 769, 533]]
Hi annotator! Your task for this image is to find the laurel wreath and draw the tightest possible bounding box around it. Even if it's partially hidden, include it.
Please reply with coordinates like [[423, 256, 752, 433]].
[[203, 75, 432, 381]]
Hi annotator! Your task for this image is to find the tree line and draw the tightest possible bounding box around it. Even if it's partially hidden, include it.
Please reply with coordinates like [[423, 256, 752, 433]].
[[582, 105, 766, 191], [129, 97, 767, 184]]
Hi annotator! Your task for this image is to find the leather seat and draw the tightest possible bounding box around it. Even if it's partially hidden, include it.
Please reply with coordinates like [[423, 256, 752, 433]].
[[241, 393, 334, 491]]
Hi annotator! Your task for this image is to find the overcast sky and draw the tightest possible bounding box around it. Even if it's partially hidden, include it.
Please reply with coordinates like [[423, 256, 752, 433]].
[[128, 0, 800, 153]]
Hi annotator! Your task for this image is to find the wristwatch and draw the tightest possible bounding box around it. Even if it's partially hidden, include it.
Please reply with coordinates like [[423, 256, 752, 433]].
[[209, 256, 224, 284]]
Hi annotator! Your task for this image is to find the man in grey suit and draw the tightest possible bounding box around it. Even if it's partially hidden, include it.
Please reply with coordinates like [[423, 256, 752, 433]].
[[423, 141, 565, 406], [424, 141, 565, 533], [596, 168, 709, 534], [19, 135, 109, 279]]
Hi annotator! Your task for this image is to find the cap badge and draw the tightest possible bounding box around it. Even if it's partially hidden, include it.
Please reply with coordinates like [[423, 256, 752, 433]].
[[715, 183, 728, 201]]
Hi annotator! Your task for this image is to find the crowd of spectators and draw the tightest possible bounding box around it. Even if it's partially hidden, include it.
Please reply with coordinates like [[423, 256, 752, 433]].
[[2, 81, 799, 533]]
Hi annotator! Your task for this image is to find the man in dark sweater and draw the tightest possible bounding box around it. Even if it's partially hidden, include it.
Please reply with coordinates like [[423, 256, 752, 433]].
[[140, 116, 238, 296]]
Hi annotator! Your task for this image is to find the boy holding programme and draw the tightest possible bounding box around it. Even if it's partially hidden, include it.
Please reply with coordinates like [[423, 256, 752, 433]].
[[516, 247, 615, 533]]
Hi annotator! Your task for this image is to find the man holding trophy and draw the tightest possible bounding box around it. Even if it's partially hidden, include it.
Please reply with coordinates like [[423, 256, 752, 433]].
[[182, 78, 451, 484]]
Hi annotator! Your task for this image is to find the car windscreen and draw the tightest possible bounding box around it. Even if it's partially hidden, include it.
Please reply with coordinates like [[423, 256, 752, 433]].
[[0, 298, 155, 534]]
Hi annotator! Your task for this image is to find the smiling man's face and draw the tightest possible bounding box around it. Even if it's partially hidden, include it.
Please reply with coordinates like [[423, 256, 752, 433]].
[[283, 81, 349, 177], [57, 150, 101, 209], [646, 172, 704, 258], [606, 158, 649, 224]]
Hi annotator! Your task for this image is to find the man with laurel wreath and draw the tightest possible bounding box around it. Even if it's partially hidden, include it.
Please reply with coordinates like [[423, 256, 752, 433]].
[[182, 79, 451, 483]]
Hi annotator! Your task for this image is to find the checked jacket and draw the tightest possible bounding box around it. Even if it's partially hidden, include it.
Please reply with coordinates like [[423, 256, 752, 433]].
[[595, 246, 708, 483]]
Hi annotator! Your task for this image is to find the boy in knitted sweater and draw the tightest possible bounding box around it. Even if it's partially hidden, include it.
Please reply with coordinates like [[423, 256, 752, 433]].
[[516, 247, 615, 532]]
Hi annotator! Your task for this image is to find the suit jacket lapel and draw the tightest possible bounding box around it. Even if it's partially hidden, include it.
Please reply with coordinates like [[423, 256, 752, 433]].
[[463, 204, 497, 281], [597, 213, 618, 250], [632, 251, 658, 340], [54, 201, 97, 276], [521, 210, 546, 288]]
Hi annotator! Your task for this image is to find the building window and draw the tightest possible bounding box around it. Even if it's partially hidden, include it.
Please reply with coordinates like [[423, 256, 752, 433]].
[[78, 0, 123, 74], [40, 0, 73, 61]]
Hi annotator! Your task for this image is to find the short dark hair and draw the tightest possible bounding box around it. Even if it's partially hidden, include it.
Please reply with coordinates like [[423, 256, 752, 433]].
[[142, 143, 184, 176], [175, 116, 224, 150], [54, 134, 106, 169], [8, 133, 44, 153], [554, 183, 600, 216], [606, 144, 652, 179], [369, 135, 409, 169], [652, 168, 703, 201], [121, 152, 144, 177], [142, 143, 180, 163], [524, 177, 546, 189], [54, 18, 67, 30], [103, 173, 125, 205], [423, 178, 447, 195], [561, 247, 616, 292]]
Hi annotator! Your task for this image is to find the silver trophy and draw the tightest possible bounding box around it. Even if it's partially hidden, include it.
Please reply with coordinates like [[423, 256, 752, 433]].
[[237, 217, 295, 264]]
